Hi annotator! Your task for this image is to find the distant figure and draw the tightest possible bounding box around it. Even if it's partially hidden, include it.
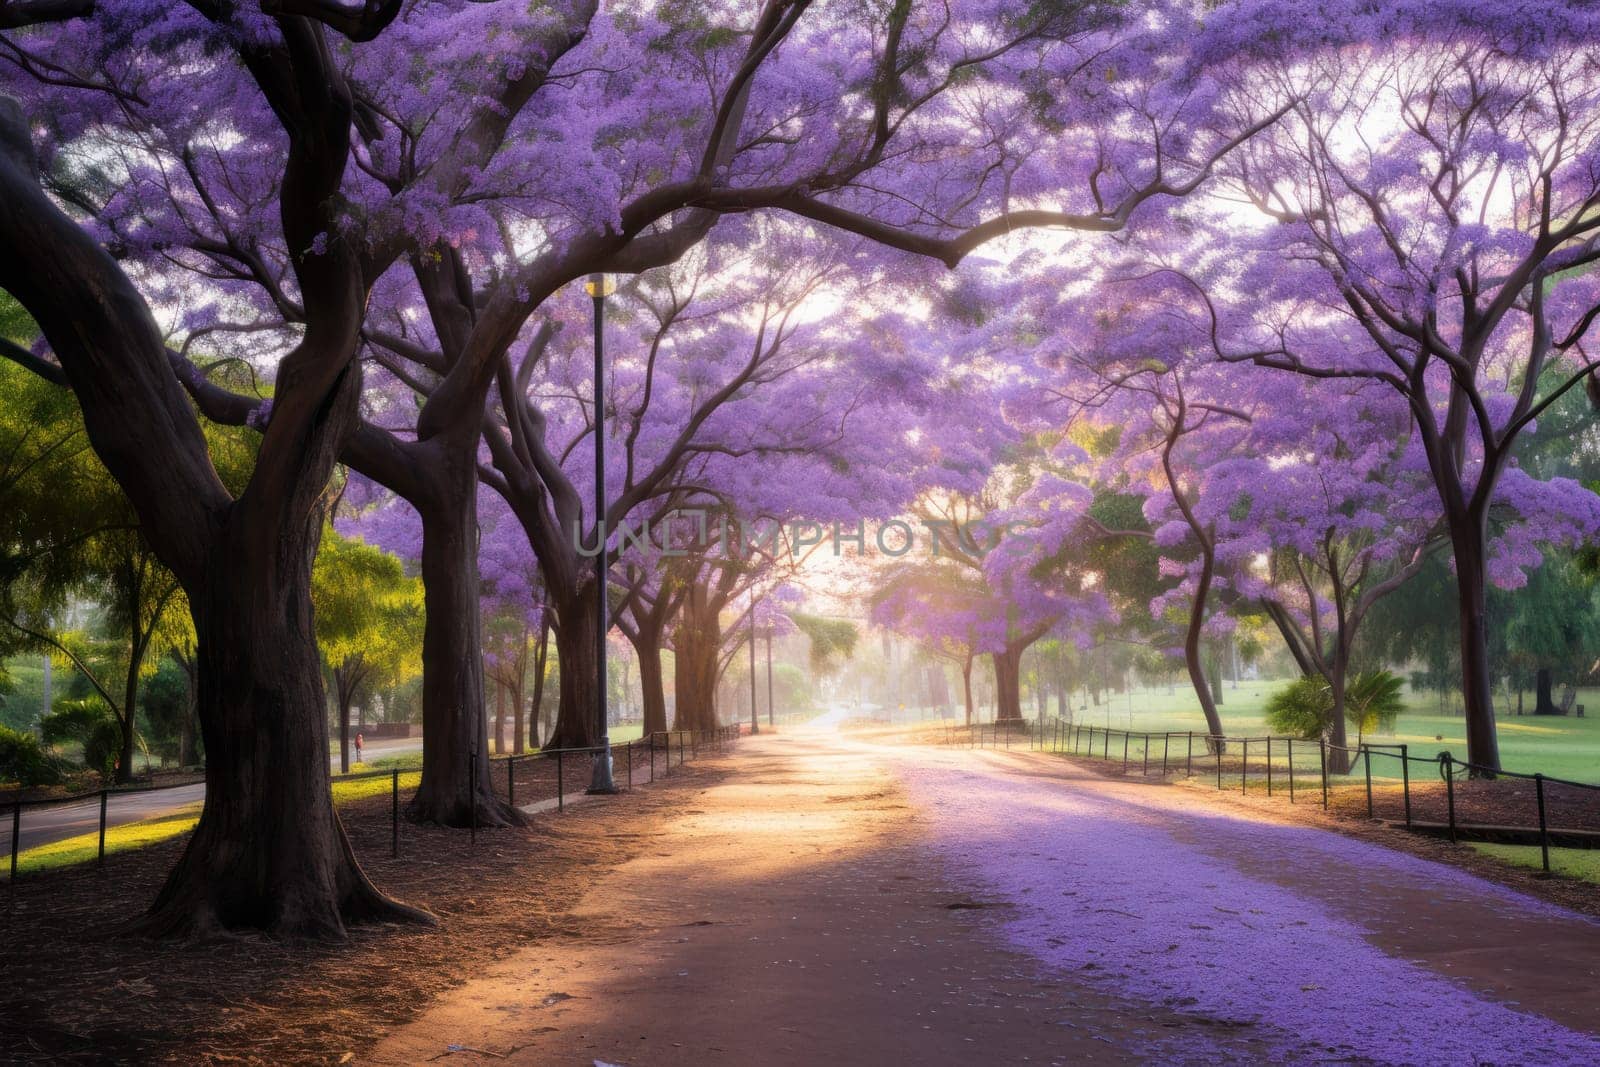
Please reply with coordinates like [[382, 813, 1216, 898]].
[[354, 732, 364, 764]]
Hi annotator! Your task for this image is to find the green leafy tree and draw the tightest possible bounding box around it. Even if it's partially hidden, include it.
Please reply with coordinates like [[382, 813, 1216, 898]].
[[0, 299, 253, 781], [313, 529, 425, 771], [1502, 557, 1600, 715], [793, 613, 859, 672], [140, 656, 202, 767]]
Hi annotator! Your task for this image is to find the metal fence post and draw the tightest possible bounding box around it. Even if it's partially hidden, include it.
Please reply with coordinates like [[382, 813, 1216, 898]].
[[1186, 732, 1193, 777], [1104, 727, 1111, 760], [679, 731, 685, 767], [1241, 739, 1249, 795], [1443, 753, 1456, 843], [1266, 738, 1274, 797], [1319, 740, 1328, 810], [1535, 773, 1550, 874], [1215, 741, 1223, 790], [1363, 746, 1373, 818], [1122, 731, 1129, 773], [96, 789, 108, 866], [392, 769, 400, 858], [1162, 733, 1170, 777], [1401, 744, 1411, 827]]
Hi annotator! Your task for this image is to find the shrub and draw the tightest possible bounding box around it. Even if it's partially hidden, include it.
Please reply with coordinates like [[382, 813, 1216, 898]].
[[1264, 676, 1327, 739], [1346, 670, 1404, 739], [40, 698, 125, 778], [0, 724, 60, 787], [1263, 670, 1405, 742]]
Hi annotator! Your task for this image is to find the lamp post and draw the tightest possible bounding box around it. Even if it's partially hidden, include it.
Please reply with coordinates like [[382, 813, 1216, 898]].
[[586, 272, 619, 795]]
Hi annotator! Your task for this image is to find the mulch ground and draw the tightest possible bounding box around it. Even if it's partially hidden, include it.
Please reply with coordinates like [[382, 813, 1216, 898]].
[[0, 756, 729, 1065]]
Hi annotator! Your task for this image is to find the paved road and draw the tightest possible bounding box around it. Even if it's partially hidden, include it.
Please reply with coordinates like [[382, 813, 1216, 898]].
[[366, 722, 1600, 1065], [3, 737, 422, 857]]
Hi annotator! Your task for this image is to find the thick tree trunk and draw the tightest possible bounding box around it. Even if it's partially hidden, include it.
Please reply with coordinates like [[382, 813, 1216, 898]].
[[992, 645, 1024, 723], [547, 589, 604, 748], [409, 457, 521, 827], [137, 522, 430, 939], [637, 637, 669, 736], [671, 602, 721, 733], [1450, 514, 1501, 773], [1534, 668, 1560, 716]]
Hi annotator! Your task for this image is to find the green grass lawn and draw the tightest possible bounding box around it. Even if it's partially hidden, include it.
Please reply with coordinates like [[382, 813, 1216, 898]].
[[1059, 681, 1600, 785], [352, 751, 423, 772], [11, 804, 204, 875], [921, 678, 1600, 783], [1471, 843, 1600, 883], [330, 768, 422, 803]]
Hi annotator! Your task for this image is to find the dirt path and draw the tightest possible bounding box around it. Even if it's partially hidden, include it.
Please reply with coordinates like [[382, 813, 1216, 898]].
[[365, 731, 1266, 1065], [367, 726, 1600, 1066]]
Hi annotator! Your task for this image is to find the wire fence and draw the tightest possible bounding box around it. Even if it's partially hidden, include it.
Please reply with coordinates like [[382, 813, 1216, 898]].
[[950, 717, 1600, 875], [4, 725, 744, 881]]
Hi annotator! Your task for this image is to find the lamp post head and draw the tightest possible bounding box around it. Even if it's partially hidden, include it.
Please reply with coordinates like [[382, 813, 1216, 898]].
[[584, 273, 616, 298]]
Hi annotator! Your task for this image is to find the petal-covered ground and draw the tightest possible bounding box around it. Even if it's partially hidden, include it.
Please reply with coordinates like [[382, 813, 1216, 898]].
[[890, 745, 1600, 1065], [359, 725, 1600, 1065]]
